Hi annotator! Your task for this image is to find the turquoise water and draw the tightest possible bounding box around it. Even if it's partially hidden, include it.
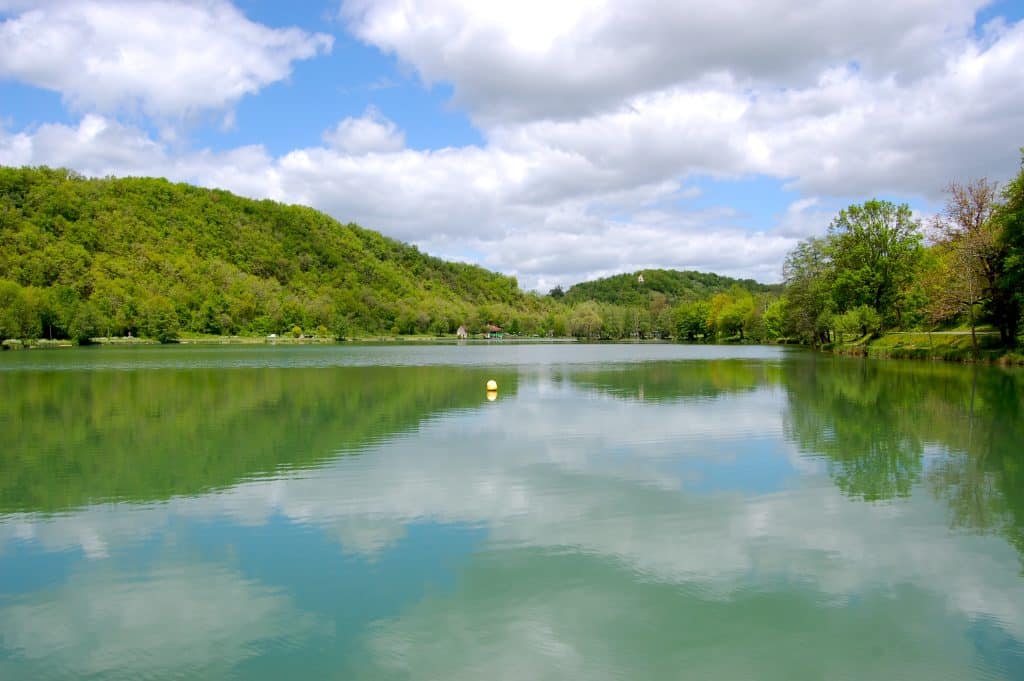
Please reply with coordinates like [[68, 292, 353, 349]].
[[1, 344, 1022, 679]]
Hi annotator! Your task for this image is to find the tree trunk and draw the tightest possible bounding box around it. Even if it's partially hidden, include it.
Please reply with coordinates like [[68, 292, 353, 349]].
[[969, 305, 979, 360]]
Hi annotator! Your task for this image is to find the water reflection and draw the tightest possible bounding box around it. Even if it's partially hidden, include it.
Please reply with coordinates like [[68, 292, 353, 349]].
[[0, 561, 324, 679], [782, 358, 926, 500], [0, 365, 518, 512], [782, 356, 1024, 555], [1, 347, 1022, 679], [566, 359, 777, 402]]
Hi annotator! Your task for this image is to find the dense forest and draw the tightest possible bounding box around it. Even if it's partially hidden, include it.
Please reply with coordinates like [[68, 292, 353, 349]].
[[1, 154, 1022, 348], [0, 166, 787, 342], [0, 167, 531, 341], [558, 269, 778, 306]]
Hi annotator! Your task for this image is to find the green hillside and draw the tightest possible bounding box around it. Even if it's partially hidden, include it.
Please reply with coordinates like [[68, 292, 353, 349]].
[[0, 166, 790, 344], [562, 268, 778, 307], [0, 166, 529, 340]]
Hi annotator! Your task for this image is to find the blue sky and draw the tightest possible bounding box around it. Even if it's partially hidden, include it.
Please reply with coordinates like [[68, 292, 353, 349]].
[[212, 1, 486, 154], [2, 0, 1024, 290]]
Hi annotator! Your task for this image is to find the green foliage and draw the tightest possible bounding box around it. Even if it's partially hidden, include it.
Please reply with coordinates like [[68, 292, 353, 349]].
[[930, 177, 1016, 348], [996, 151, 1024, 346], [0, 167, 799, 344], [569, 301, 604, 338], [140, 296, 180, 343], [675, 300, 712, 341], [711, 287, 756, 340], [834, 305, 882, 341], [782, 238, 834, 345], [0, 279, 41, 339], [775, 167, 1022, 354], [67, 300, 101, 344], [763, 298, 786, 340], [780, 200, 926, 345], [0, 167, 531, 341], [331, 315, 352, 340], [826, 200, 923, 325], [562, 268, 776, 307]]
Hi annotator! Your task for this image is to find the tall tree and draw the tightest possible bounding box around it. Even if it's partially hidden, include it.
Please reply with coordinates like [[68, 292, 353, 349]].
[[0, 280, 40, 340], [996, 153, 1024, 347], [929, 179, 1001, 355], [782, 237, 834, 345], [827, 200, 923, 327]]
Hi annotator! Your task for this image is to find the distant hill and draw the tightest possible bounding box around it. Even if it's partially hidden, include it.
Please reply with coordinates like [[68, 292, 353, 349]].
[[562, 268, 779, 307], [0, 167, 789, 343], [0, 167, 526, 339]]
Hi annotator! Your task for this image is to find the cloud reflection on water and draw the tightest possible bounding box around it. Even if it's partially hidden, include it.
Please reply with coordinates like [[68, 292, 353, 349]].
[[1, 356, 1022, 679]]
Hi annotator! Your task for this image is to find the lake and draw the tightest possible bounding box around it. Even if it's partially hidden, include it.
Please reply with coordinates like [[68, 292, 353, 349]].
[[1, 343, 1022, 680]]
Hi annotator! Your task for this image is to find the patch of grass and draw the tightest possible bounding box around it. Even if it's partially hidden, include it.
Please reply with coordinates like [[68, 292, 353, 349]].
[[835, 331, 1021, 363]]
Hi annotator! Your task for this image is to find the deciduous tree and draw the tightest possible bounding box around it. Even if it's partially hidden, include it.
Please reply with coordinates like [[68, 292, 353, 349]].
[[827, 200, 923, 327], [929, 179, 1001, 355], [996, 153, 1024, 346]]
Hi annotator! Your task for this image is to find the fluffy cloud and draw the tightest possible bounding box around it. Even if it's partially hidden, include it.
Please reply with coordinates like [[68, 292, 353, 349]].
[[0, 114, 167, 171], [2, 1, 1024, 286], [341, 0, 988, 124], [0, 0, 332, 120], [323, 106, 406, 153]]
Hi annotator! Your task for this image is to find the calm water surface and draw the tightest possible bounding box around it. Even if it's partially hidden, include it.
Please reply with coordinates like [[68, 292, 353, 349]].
[[1, 343, 1022, 680]]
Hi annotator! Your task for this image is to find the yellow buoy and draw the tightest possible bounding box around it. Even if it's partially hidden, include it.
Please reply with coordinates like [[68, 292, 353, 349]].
[[486, 379, 498, 391]]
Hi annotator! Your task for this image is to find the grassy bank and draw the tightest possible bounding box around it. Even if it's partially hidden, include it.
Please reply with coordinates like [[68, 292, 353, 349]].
[[829, 331, 1024, 365]]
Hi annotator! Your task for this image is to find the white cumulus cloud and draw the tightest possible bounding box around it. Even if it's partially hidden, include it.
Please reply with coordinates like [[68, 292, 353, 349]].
[[322, 106, 406, 153], [0, 0, 333, 120], [2, 1, 1024, 286], [341, 0, 989, 124]]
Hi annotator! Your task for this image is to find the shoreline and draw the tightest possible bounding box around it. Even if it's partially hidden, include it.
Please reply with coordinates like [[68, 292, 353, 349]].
[[4, 333, 1021, 365], [2, 334, 582, 349], [824, 331, 1024, 366]]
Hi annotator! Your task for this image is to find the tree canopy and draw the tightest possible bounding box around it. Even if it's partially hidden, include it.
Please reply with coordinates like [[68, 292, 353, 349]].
[[563, 268, 775, 307], [2, 158, 1021, 349], [776, 171, 1023, 348], [826, 200, 923, 326], [0, 167, 531, 340]]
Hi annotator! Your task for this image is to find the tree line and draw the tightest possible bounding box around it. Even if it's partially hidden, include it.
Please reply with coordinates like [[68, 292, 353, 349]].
[[0, 167, 534, 342], [1, 156, 1022, 347], [542, 146, 1023, 349], [0, 167, 780, 343], [777, 154, 1023, 351]]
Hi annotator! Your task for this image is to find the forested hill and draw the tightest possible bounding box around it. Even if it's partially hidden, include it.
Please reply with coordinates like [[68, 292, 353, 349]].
[[561, 269, 779, 307], [0, 167, 527, 340]]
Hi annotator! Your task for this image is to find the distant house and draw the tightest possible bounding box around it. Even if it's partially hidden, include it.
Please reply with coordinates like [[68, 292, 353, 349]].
[[456, 325, 469, 339], [484, 324, 503, 339], [637, 272, 645, 284]]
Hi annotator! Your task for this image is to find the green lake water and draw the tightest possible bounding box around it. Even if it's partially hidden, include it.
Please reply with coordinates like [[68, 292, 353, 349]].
[[1, 343, 1022, 680]]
